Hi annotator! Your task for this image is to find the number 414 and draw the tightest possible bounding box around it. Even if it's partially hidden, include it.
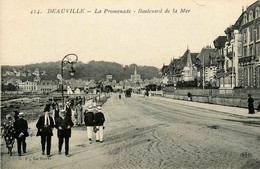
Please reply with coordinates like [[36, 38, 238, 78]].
[[30, 10, 42, 14]]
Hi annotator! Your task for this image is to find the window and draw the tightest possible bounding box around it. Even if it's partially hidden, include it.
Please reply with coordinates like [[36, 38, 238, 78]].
[[226, 60, 229, 70], [244, 47, 247, 56], [244, 30, 247, 43], [244, 67, 248, 87], [256, 7, 260, 18], [257, 26, 260, 40], [249, 46, 253, 56], [249, 66, 253, 86], [256, 66, 260, 87], [249, 26, 253, 42], [249, 11, 254, 22], [244, 14, 248, 24]]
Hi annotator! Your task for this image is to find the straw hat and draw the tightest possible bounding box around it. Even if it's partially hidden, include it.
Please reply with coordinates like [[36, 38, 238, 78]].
[[19, 112, 25, 117]]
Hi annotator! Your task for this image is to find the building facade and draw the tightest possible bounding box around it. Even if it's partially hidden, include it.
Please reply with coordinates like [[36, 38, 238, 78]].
[[18, 80, 38, 93], [37, 80, 58, 94], [214, 36, 227, 88], [196, 46, 217, 87], [224, 25, 243, 88], [239, 1, 260, 88]]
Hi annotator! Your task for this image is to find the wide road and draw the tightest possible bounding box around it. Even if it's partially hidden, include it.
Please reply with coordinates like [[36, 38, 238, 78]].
[[1, 93, 260, 169]]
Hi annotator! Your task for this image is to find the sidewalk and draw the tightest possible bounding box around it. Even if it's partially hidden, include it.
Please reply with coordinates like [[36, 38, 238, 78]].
[[151, 95, 260, 118]]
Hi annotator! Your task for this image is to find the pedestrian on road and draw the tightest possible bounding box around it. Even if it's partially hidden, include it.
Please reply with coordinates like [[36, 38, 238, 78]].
[[53, 103, 60, 125], [2, 114, 16, 156], [84, 105, 95, 144], [94, 106, 105, 143], [65, 101, 72, 121], [76, 104, 83, 126], [13, 107, 20, 122], [55, 110, 74, 157], [248, 94, 255, 114], [45, 101, 52, 111], [14, 112, 29, 156], [36, 108, 54, 157], [187, 92, 192, 101]]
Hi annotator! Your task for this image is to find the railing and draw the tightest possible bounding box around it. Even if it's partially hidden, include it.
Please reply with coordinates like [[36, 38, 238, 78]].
[[216, 69, 225, 74]]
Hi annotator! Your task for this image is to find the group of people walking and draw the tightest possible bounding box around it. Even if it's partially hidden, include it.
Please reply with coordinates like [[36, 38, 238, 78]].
[[1, 100, 105, 158], [84, 105, 105, 144], [2, 109, 28, 156], [36, 106, 74, 157]]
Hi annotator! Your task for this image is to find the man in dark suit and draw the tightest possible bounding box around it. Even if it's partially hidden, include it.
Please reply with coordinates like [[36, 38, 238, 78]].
[[14, 112, 29, 156], [55, 110, 74, 157], [53, 103, 60, 124], [36, 108, 54, 157], [65, 101, 72, 121]]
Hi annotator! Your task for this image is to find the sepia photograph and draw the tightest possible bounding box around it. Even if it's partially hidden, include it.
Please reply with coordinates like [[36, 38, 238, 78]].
[[1, 0, 260, 169]]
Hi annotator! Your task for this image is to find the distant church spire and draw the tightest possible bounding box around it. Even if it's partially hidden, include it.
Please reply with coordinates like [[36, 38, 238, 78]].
[[187, 45, 189, 51], [134, 66, 137, 75]]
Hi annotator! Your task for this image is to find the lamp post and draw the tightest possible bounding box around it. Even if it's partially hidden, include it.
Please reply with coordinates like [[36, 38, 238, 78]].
[[61, 53, 78, 109]]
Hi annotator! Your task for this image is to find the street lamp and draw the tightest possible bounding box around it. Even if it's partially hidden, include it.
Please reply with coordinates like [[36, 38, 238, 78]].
[[61, 53, 78, 109]]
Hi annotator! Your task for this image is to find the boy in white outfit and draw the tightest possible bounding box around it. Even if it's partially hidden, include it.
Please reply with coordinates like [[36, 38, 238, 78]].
[[84, 105, 95, 144], [94, 106, 105, 143]]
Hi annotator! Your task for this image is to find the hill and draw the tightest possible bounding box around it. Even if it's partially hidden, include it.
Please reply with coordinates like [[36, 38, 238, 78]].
[[1, 61, 159, 82]]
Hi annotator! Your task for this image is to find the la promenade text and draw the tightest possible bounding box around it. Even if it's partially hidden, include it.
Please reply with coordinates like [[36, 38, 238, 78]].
[[33, 8, 191, 14]]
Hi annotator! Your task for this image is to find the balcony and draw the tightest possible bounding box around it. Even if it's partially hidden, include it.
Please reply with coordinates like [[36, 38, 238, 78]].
[[215, 55, 225, 62], [216, 69, 225, 78], [227, 67, 235, 74], [239, 55, 255, 63], [227, 51, 233, 59]]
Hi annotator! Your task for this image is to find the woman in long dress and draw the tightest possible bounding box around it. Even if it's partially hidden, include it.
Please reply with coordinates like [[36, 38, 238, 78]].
[[2, 114, 16, 156], [248, 94, 255, 114]]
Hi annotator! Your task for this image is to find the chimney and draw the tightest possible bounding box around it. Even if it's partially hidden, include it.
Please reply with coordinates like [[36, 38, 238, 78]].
[[242, 6, 244, 12]]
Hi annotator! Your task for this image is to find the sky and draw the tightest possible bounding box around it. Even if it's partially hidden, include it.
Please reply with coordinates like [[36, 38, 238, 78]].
[[0, 0, 257, 68]]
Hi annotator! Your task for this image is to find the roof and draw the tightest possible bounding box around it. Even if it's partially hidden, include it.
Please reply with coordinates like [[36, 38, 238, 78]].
[[213, 36, 227, 49], [161, 65, 169, 73], [196, 47, 217, 67], [179, 49, 199, 68], [166, 49, 199, 75], [244, 0, 260, 15]]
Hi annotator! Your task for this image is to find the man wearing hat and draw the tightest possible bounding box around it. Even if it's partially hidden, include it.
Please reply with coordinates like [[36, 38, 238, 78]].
[[94, 106, 105, 143], [14, 112, 29, 156], [65, 101, 72, 121], [53, 103, 60, 125], [84, 105, 95, 144], [36, 108, 54, 157], [55, 109, 74, 157]]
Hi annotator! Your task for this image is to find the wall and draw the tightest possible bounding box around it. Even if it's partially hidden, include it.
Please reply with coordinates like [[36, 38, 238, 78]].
[[164, 87, 260, 109]]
